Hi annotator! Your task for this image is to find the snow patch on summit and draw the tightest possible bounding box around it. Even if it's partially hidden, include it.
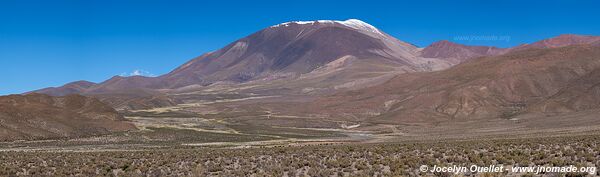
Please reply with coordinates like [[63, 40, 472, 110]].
[[271, 20, 335, 27], [339, 19, 383, 36], [271, 19, 383, 36]]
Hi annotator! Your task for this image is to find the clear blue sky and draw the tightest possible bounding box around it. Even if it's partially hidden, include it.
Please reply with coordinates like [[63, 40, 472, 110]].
[[1, 0, 599, 95]]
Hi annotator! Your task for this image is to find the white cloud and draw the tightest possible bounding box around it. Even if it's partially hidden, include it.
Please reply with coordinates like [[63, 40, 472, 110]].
[[120, 69, 155, 77]]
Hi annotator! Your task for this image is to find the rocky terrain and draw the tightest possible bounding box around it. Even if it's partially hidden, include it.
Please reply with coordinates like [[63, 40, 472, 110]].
[[30, 80, 96, 96], [512, 34, 600, 50], [0, 93, 136, 141], [420, 40, 509, 63], [313, 45, 600, 123]]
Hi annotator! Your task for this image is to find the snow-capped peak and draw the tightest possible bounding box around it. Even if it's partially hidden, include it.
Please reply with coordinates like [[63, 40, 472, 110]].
[[338, 19, 383, 36], [271, 20, 335, 28], [271, 19, 384, 36]]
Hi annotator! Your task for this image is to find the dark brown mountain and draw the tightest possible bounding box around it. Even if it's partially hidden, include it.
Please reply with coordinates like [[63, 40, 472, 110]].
[[420, 40, 509, 63], [312, 45, 600, 124], [0, 94, 136, 141]]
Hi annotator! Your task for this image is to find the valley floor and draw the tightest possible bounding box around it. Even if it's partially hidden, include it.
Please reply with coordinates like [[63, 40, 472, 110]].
[[1, 133, 599, 176], [2, 95, 600, 176]]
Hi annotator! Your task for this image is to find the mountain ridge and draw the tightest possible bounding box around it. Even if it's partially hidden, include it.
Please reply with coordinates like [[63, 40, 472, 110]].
[[30, 20, 600, 112], [310, 44, 600, 123], [36, 33, 599, 96], [34, 19, 446, 98]]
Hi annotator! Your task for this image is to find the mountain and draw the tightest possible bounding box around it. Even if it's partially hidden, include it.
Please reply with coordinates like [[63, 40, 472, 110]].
[[159, 19, 445, 88], [0, 94, 136, 141], [89, 88, 182, 110], [312, 45, 600, 124], [35, 19, 451, 96], [31, 23, 600, 112], [420, 40, 509, 63], [533, 68, 600, 113], [34, 80, 96, 96], [512, 34, 600, 50], [418, 34, 600, 64]]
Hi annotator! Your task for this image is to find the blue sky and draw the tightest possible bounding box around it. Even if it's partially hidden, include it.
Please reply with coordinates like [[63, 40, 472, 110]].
[[1, 0, 599, 95]]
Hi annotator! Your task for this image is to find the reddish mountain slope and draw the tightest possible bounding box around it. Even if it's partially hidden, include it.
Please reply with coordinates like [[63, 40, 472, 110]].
[[0, 94, 136, 141], [313, 45, 600, 124], [533, 69, 600, 113], [420, 40, 509, 63], [419, 34, 600, 64], [90, 89, 182, 110], [160, 19, 433, 88], [513, 34, 600, 50], [31, 27, 600, 113], [34, 81, 96, 96]]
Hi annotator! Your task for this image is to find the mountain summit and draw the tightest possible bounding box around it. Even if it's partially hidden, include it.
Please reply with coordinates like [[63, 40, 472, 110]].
[[33, 21, 600, 111], [37, 19, 450, 97], [271, 19, 385, 36], [159, 19, 441, 88]]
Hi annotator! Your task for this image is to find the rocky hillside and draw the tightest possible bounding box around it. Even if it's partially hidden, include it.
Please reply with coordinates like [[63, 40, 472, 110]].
[[314, 45, 600, 123], [0, 94, 136, 141]]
